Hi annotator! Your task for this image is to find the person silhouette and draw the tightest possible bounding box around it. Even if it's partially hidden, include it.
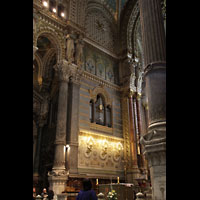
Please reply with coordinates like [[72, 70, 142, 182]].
[[76, 178, 97, 200]]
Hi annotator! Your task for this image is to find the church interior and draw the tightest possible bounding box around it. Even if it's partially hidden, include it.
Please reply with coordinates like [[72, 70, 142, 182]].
[[33, 0, 166, 199]]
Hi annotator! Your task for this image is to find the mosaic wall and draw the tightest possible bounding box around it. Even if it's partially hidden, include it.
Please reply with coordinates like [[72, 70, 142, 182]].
[[83, 44, 119, 84]]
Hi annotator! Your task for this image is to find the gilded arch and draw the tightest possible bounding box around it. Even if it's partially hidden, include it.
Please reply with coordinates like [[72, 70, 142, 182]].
[[33, 25, 65, 63]]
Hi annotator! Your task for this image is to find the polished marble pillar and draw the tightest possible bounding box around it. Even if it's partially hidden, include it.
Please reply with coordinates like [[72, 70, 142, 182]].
[[139, 0, 166, 199], [66, 73, 82, 175], [48, 60, 71, 196], [33, 120, 45, 184]]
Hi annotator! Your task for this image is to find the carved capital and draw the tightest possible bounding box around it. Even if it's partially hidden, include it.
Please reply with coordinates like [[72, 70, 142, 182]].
[[140, 122, 166, 167], [48, 170, 68, 177], [69, 66, 84, 85], [144, 61, 166, 76], [54, 60, 71, 82]]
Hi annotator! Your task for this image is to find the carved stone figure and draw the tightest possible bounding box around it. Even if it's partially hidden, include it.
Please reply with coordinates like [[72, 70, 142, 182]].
[[75, 34, 84, 67], [66, 31, 76, 63]]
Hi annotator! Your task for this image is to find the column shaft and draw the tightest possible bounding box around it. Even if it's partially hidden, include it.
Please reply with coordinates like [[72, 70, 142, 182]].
[[128, 95, 138, 166], [139, 0, 166, 199], [53, 80, 69, 170], [66, 78, 80, 175], [139, 0, 166, 66], [33, 124, 43, 176]]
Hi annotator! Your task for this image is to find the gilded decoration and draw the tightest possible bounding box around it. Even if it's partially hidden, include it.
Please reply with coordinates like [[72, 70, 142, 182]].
[[121, 95, 131, 170], [78, 130, 124, 171], [33, 10, 66, 62]]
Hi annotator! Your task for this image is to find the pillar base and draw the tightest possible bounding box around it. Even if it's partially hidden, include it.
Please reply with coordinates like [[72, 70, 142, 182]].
[[48, 170, 68, 198]]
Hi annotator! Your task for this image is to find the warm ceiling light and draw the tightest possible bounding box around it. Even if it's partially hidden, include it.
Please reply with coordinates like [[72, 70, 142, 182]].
[[52, 8, 57, 13], [43, 1, 48, 7], [61, 12, 65, 17]]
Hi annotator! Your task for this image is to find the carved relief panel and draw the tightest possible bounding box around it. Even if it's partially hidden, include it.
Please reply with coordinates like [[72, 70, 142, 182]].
[[78, 132, 124, 172]]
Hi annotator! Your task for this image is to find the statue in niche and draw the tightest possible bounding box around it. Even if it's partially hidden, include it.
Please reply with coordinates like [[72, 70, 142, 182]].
[[75, 34, 84, 67], [66, 31, 76, 63]]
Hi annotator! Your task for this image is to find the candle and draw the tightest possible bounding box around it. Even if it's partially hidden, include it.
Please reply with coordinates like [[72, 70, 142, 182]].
[[96, 178, 98, 185], [117, 177, 119, 184]]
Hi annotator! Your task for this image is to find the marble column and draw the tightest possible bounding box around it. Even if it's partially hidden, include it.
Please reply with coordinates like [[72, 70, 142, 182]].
[[139, 0, 166, 199], [127, 90, 141, 185], [128, 91, 138, 167], [48, 60, 71, 196], [33, 120, 45, 184], [66, 73, 82, 175]]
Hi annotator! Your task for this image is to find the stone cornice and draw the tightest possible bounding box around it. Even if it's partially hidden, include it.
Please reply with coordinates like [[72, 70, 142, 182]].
[[82, 71, 121, 91]]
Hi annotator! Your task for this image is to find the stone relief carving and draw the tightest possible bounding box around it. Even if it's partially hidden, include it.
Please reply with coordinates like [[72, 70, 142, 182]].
[[79, 133, 124, 170], [99, 140, 108, 160], [53, 60, 71, 82], [84, 136, 94, 158], [113, 142, 123, 162]]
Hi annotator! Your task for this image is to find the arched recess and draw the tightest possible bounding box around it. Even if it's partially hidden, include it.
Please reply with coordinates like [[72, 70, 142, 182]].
[[89, 85, 112, 107], [34, 27, 65, 63], [85, 0, 118, 53], [42, 48, 57, 80], [119, 0, 138, 55], [127, 1, 140, 56]]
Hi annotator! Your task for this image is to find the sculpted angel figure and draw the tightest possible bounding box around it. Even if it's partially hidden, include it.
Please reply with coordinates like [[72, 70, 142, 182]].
[[66, 31, 76, 63], [75, 34, 84, 67]]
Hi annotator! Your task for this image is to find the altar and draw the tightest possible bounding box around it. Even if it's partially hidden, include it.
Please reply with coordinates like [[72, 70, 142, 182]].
[[98, 183, 136, 200]]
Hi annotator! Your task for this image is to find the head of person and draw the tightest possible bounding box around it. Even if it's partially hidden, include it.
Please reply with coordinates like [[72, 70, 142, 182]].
[[43, 188, 47, 193], [82, 178, 92, 191]]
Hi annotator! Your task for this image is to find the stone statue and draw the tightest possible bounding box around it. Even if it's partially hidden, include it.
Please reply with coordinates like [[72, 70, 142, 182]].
[[66, 31, 76, 63], [75, 34, 84, 67]]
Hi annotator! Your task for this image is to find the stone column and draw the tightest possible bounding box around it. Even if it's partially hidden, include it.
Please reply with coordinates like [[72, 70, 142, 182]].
[[128, 91, 138, 167], [138, 0, 166, 199], [66, 65, 83, 175], [48, 60, 71, 196], [33, 120, 45, 185]]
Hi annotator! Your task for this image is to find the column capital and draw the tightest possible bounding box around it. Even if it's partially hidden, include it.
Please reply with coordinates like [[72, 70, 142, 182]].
[[144, 61, 166, 76], [140, 122, 166, 167], [54, 60, 72, 82], [69, 65, 84, 85]]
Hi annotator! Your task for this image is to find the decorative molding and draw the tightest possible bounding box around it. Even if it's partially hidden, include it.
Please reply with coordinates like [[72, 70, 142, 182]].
[[127, 1, 139, 53], [82, 71, 120, 91], [121, 96, 131, 170]]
